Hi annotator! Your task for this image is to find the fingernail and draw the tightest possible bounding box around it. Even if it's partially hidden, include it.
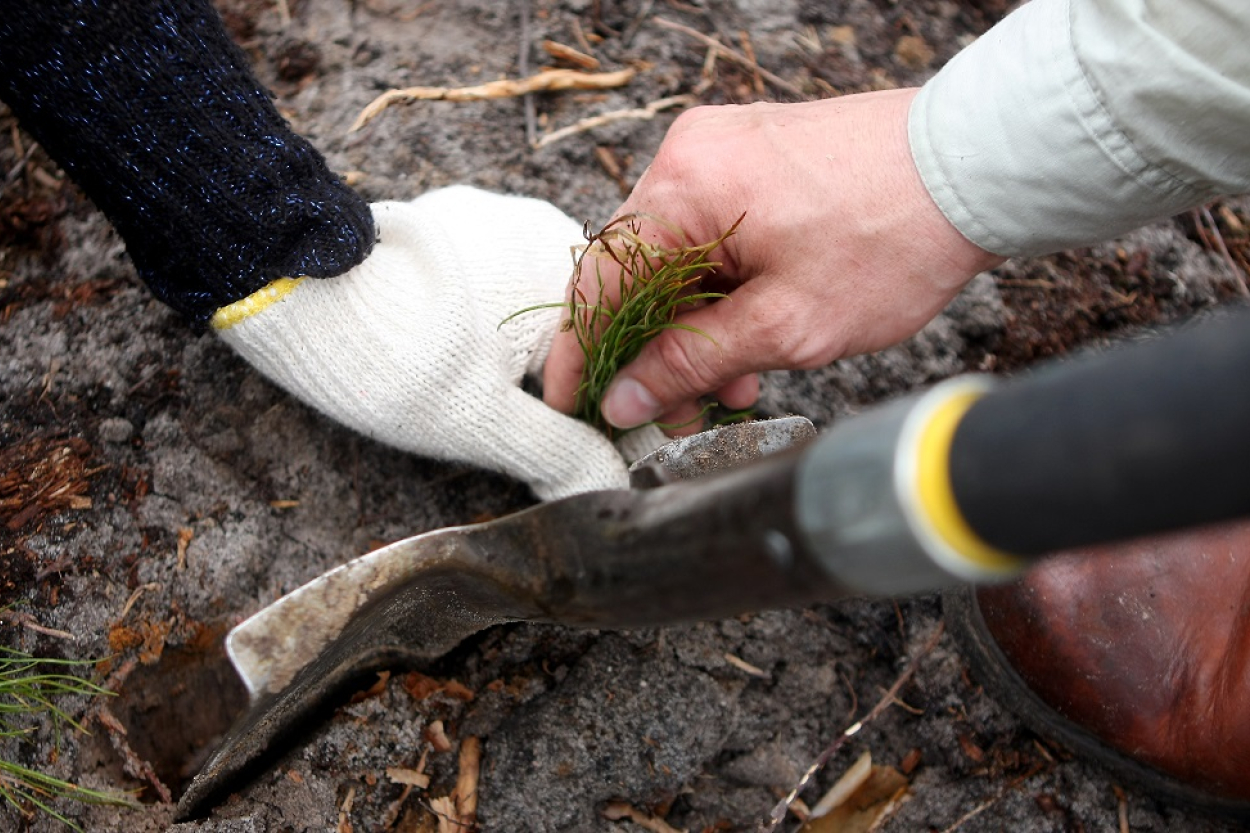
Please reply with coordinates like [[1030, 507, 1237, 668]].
[[602, 378, 661, 429]]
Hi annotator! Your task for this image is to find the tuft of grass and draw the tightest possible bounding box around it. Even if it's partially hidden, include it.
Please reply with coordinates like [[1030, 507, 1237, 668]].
[[0, 646, 136, 830], [509, 212, 745, 435]]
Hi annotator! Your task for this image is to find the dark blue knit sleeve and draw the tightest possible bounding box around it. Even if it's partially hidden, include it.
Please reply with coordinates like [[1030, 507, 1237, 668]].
[[0, 0, 375, 326]]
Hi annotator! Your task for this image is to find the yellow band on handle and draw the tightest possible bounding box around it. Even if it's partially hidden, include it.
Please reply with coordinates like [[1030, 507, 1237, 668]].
[[211, 277, 306, 331], [914, 388, 1022, 574]]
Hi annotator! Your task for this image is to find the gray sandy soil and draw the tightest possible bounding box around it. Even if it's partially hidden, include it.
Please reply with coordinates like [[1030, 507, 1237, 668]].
[[2, 1, 1248, 831]]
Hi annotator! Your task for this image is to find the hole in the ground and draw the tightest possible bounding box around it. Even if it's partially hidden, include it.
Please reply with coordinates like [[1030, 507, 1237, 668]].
[[111, 636, 249, 801]]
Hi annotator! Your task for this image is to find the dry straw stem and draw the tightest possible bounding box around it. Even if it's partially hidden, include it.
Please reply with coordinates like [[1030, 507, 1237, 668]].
[[351, 67, 636, 131]]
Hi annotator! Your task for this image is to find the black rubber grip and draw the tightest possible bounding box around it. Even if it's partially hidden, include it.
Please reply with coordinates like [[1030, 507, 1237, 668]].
[[948, 305, 1250, 556]]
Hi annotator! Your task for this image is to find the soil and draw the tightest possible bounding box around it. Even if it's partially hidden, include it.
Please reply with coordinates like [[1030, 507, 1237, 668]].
[[2, 1, 1249, 832]]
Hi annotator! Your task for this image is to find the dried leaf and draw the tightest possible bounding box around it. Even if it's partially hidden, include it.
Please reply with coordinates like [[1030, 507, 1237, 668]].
[[801, 762, 910, 833], [809, 751, 873, 818]]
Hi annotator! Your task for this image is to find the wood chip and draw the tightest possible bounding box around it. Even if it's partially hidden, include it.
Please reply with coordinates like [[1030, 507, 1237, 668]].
[[338, 784, 356, 833], [424, 719, 452, 753], [453, 736, 481, 824], [429, 795, 461, 833], [351, 67, 636, 131], [601, 801, 685, 833], [1, 437, 100, 531], [387, 766, 431, 789], [176, 526, 193, 569]]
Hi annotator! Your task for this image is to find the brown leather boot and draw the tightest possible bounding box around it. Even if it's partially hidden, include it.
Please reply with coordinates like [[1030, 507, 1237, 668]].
[[945, 519, 1250, 819]]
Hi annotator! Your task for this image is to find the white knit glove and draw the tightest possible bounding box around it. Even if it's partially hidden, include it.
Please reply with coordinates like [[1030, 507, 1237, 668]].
[[211, 186, 662, 501]]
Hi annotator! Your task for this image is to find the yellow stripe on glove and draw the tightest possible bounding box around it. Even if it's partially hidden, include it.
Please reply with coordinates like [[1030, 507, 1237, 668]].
[[211, 277, 306, 331]]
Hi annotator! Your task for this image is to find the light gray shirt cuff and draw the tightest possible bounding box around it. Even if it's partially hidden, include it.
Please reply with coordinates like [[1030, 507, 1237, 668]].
[[909, 0, 1250, 258]]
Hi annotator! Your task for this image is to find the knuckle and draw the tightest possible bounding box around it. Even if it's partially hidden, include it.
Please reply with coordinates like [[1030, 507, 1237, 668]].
[[751, 304, 843, 371], [650, 330, 725, 399], [651, 110, 717, 176]]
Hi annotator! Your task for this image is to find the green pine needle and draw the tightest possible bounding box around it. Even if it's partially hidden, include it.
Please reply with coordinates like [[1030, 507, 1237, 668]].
[[507, 211, 745, 435], [0, 646, 137, 830]]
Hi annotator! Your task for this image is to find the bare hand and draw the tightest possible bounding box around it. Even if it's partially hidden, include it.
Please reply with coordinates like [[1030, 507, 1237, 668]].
[[542, 88, 1003, 432]]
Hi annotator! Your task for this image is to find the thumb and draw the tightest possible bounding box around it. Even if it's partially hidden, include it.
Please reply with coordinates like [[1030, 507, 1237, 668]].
[[599, 284, 778, 429]]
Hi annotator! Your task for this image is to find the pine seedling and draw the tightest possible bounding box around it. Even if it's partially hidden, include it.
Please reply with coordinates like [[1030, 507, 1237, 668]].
[[0, 646, 136, 830], [510, 212, 745, 434]]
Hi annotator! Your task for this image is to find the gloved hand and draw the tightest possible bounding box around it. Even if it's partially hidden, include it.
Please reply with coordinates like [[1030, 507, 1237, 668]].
[[211, 185, 661, 501]]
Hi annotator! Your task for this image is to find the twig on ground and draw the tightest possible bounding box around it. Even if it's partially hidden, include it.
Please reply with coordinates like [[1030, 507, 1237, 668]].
[[533, 94, 694, 149], [738, 29, 766, 95], [877, 686, 925, 716], [622, 0, 656, 46], [571, 18, 596, 54], [0, 610, 74, 641], [653, 17, 805, 98], [836, 664, 858, 719], [518, 0, 537, 148], [350, 68, 636, 131], [96, 704, 171, 804], [1114, 785, 1130, 833], [116, 583, 160, 622], [542, 40, 600, 70], [693, 42, 719, 95], [760, 624, 945, 832], [2, 142, 38, 196], [594, 146, 629, 196], [1198, 204, 1249, 296], [996, 277, 1058, 290], [936, 763, 1047, 833]]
